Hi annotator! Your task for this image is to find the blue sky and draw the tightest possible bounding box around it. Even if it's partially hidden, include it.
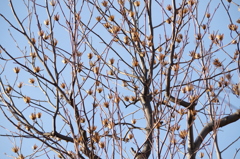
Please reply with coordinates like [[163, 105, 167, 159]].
[[0, 0, 240, 159]]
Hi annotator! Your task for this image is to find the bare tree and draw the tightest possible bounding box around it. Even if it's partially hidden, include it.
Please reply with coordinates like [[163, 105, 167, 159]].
[[0, 0, 240, 159]]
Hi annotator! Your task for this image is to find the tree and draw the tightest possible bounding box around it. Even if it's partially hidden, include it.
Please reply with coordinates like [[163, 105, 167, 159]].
[[0, 0, 240, 158]]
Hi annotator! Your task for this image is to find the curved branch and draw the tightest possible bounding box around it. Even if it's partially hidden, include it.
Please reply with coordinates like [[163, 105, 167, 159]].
[[194, 109, 240, 153]]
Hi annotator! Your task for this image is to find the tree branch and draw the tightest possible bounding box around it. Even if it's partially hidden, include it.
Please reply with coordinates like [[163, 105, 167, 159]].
[[194, 109, 240, 154]]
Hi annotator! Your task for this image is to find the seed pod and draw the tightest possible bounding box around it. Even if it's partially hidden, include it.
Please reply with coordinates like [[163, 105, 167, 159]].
[[54, 14, 60, 21], [23, 96, 31, 103], [134, 1, 140, 7], [44, 19, 50, 25]]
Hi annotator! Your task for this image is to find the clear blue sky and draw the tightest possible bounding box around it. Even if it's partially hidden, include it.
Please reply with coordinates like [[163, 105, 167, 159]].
[[0, 0, 240, 159]]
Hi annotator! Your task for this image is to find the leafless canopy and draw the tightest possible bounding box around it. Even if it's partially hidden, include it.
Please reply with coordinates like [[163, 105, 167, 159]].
[[0, 0, 240, 159]]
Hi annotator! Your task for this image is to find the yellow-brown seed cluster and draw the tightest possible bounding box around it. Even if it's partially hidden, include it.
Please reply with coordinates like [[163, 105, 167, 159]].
[[228, 24, 238, 31], [179, 130, 187, 139], [213, 58, 222, 67], [23, 96, 31, 103], [13, 67, 20, 73]]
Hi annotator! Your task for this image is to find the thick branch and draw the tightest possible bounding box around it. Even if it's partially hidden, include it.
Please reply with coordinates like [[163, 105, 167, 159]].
[[194, 109, 240, 153]]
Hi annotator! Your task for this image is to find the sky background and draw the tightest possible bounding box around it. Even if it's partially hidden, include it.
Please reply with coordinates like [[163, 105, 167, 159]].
[[0, 0, 240, 159]]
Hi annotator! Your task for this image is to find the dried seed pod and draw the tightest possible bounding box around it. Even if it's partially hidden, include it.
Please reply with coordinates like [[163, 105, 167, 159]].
[[44, 19, 50, 25], [189, 95, 198, 103], [147, 35, 153, 41], [185, 84, 194, 92], [38, 30, 44, 36], [131, 119, 136, 124], [188, 0, 196, 6], [139, 52, 145, 57], [53, 39, 58, 46], [158, 53, 165, 61], [148, 41, 153, 46], [75, 13, 81, 21], [43, 34, 49, 40], [122, 81, 127, 87], [108, 70, 114, 76], [80, 118, 85, 123], [54, 14, 60, 21], [212, 97, 219, 103], [97, 87, 103, 93], [13, 67, 20, 73], [88, 126, 97, 132], [92, 132, 100, 143], [108, 94, 113, 99], [183, 8, 188, 14], [190, 110, 197, 116], [60, 83, 66, 89], [178, 34, 183, 39], [87, 89, 93, 95], [103, 102, 109, 108], [225, 73, 231, 80], [104, 22, 111, 28], [18, 82, 23, 88], [228, 24, 238, 31], [129, 11, 135, 18], [114, 96, 120, 103], [23, 96, 31, 103], [109, 58, 115, 65], [107, 121, 114, 129], [99, 142, 105, 148], [181, 87, 187, 93], [237, 19, 240, 24], [102, 1, 108, 7], [49, 0, 56, 6], [108, 15, 115, 21], [233, 84, 240, 95], [232, 39, 237, 44], [93, 66, 99, 74], [213, 58, 222, 67], [179, 130, 187, 139], [102, 119, 108, 126], [18, 154, 25, 159], [216, 34, 224, 41], [124, 96, 129, 101], [11, 147, 19, 153], [29, 113, 37, 120], [95, 81, 100, 86], [132, 60, 139, 67], [205, 13, 211, 18], [171, 138, 177, 144], [36, 112, 42, 118], [129, 96, 136, 102], [30, 52, 37, 58], [141, 40, 146, 46], [166, 4, 172, 11], [128, 134, 134, 139], [33, 66, 40, 73], [201, 24, 206, 30], [209, 34, 215, 40], [199, 152, 204, 158], [123, 36, 129, 45], [178, 108, 187, 115], [29, 78, 35, 84], [32, 144, 38, 150], [43, 55, 48, 61], [157, 46, 163, 52], [134, 1, 140, 7], [155, 121, 162, 129], [62, 58, 68, 64], [88, 53, 93, 59], [25, 125, 31, 131], [165, 18, 172, 24], [195, 33, 202, 40]]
